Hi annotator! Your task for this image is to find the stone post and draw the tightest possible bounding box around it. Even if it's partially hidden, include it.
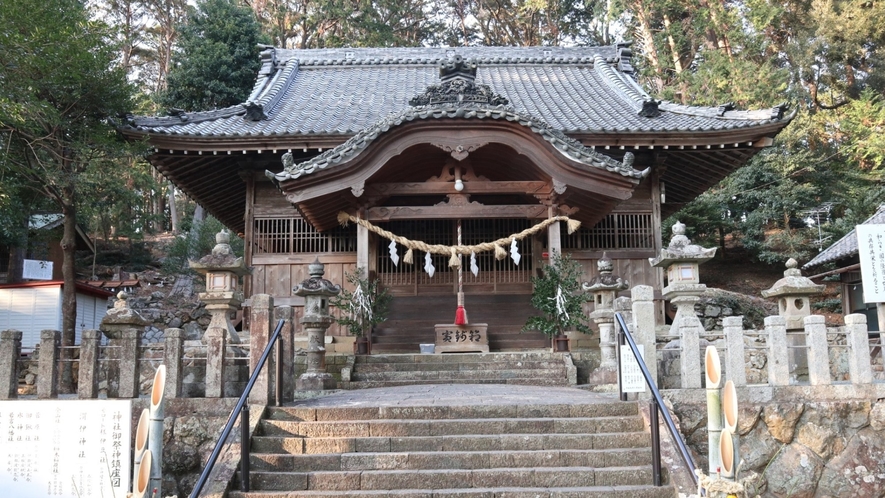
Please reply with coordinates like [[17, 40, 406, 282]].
[[294, 260, 341, 391], [77, 329, 101, 399], [845, 313, 873, 385], [275, 306, 296, 402], [804, 315, 831, 386], [631, 286, 657, 390], [0, 330, 22, 399], [117, 329, 141, 398], [723, 316, 747, 387], [204, 326, 227, 398], [765, 316, 790, 386], [679, 315, 702, 388], [163, 328, 184, 398], [37, 330, 60, 399], [249, 293, 274, 405]]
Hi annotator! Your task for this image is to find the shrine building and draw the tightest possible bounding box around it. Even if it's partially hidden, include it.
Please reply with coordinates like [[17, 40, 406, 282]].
[[122, 45, 792, 352]]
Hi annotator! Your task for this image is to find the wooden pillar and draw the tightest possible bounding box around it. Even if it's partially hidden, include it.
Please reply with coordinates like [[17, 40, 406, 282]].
[[241, 170, 255, 298], [547, 206, 561, 257]]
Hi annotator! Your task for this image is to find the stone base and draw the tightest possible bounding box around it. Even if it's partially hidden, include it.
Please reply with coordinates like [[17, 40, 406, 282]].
[[586, 366, 618, 385], [296, 372, 337, 391], [434, 324, 489, 353]]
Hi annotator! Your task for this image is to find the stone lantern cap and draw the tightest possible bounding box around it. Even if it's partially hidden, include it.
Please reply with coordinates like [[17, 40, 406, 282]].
[[189, 230, 250, 276], [649, 221, 717, 268], [761, 258, 825, 298], [294, 259, 342, 298], [582, 253, 629, 293], [101, 291, 150, 339]]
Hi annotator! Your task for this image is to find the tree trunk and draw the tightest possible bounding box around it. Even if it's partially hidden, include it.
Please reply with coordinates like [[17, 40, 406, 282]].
[[7, 215, 29, 284], [168, 183, 179, 234], [60, 197, 78, 394]]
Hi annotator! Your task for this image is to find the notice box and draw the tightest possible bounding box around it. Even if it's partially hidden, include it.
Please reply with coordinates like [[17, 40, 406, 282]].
[[0, 399, 132, 497]]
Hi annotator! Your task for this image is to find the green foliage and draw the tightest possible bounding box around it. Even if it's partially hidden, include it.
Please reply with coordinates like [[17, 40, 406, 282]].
[[160, 0, 268, 111], [163, 216, 244, 274], [330, 268, 392, 337], [523, 253, 591, 337]]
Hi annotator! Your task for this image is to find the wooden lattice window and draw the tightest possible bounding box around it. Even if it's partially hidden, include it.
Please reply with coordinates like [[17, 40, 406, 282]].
[[562, 213, 654, 250], [252, 217, 356, 255]]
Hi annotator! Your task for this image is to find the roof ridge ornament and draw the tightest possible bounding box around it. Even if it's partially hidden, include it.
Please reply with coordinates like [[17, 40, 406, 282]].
[[409, 55, 510, 108], [638, 98, 661, 118]]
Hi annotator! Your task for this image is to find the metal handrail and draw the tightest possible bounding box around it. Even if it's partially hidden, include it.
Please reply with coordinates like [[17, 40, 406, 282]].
[[614, 312, 699, 488], [189, 318, 285, 498]]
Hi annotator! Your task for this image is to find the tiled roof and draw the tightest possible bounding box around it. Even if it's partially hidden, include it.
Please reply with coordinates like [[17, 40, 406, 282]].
[[803, 206, 885, 269], [126, 46, 788, 139]]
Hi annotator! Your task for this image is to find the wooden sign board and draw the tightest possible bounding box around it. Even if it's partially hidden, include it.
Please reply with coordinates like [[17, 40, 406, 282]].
[[434, 324, 490, 353], [0, 399, 132, 497], [857, 224, 885, 303]]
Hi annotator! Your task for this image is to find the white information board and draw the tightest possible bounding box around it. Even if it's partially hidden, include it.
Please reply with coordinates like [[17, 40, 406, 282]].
[[857, 224, 885, 303], [620, 344, 647, 393], [0, 400, 132, 497], [22, 260, 53, 281]]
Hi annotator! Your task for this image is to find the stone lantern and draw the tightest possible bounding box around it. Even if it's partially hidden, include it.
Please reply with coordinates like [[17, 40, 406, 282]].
[[649, 221, 717, 388], [189, 230, 249, 344], [294, 259, 341, 391], [583, 253, 629, 374], [762, 258, 825, 380], [101, 291, 150, 398]]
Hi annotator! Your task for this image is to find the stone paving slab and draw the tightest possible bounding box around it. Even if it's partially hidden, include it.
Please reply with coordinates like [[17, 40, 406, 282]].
[[285, 384, 619, 409]]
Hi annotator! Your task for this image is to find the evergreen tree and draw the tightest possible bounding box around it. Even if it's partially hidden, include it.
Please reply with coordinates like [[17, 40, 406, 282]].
[[161, 0, 268, 111], [0, 0, 135, 392]]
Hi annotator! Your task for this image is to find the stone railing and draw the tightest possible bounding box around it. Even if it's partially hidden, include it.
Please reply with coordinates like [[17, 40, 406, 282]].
[[0, 295, 300, 403], [627, 285, 881, 390]]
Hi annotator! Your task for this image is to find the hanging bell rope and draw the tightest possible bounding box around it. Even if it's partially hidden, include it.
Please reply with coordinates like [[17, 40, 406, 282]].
[[337, 211, 581, 268]]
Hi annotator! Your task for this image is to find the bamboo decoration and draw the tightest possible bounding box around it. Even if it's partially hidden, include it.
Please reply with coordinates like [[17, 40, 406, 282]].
[[132, 408, 150, 496], [149, 365, 166, 498], [721, 379, 740, 481], [338, 211, 581, 268], [719, 427, 735, 480], [705, 345, 722, 475], [133, 450, 152, 498]]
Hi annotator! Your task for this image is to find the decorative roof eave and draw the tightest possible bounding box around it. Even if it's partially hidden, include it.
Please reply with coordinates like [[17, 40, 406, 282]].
[[268, 104, 648, 184]]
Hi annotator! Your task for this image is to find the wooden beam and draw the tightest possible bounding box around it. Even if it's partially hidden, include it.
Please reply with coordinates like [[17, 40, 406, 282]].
[[364, 181, 551, 197], [368, 204, 548, 221]]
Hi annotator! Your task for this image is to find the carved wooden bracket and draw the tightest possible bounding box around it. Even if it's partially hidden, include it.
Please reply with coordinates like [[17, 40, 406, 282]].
[[431, 142, 489, 161], [351, 180, 365, 198]]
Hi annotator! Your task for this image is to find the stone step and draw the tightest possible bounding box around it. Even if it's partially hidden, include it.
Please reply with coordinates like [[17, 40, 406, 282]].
[[266, 400, 639, 422], [229, 484, 676, 498], [339, 378, 570, 389], [354, 352, 563, 364], [260, 416, 643, 438], [251, 431, 651, 454], [354, 359, 567, 372], [249, 448, 652, 472], [240, 465, 659, 491], [351, 368, 566, 382]]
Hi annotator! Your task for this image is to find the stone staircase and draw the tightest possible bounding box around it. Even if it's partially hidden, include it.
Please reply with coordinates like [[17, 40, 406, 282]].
[[340, 352, 575, 389], [230, 396, 675, 497]]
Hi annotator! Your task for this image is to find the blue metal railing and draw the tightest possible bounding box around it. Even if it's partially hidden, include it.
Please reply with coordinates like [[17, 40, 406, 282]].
[[189, 318, 285, 498], [614, 312, 699, 488]]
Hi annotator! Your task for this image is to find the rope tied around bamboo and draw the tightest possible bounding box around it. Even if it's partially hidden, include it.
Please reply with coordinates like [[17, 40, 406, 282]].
[[337, 211, 581, 268]]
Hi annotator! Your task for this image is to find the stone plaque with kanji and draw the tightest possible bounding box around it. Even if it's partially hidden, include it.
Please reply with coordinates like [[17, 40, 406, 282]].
[[434, 324, 489, 353]]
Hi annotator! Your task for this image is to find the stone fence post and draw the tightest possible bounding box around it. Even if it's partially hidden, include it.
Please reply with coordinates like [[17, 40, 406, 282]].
[[249, 294, 274, 405], [723, 317, 747, 387], [204, 325, 226, 398], [117, 329, 141, 398], [0, 330, 22, 399], [845, 313, 873, 385], [765, 316, 790, 386], [275, 306, 295, 403], [679, 316, 702, 389], [78, 329, 101, 399], [804, 315, 831, 386], [630, 285, 657, 390], [164, 328, 184, 398], [37, 330, 60, 399]]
